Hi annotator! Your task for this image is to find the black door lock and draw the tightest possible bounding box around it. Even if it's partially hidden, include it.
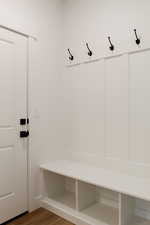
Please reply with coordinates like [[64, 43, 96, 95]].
[[20, 118, 29, 125], [20, 119, 26, 125], [20, 130, 29, 138]]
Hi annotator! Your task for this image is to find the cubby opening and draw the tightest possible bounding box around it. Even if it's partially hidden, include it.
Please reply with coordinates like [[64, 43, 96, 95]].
[[121, 195, 150, 225], [43, 171, 76, 209], [77, 181, 119, 225]]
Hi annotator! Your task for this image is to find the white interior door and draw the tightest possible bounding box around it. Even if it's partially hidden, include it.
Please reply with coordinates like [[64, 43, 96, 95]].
[[0, 28, 28, 224]]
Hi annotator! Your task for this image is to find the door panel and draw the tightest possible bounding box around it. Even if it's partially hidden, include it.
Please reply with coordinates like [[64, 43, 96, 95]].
[[0, 129, 15, 146], [0, 28, 28, 223], [0, 42, 14, 127], [0, 147, 15, 196]]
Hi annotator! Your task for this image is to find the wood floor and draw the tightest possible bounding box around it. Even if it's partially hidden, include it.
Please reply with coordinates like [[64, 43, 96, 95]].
[[7, 208, 75, 225]]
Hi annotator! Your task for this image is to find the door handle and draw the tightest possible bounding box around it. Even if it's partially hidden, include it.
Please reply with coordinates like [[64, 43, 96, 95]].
[[20, 130, 29, 138]]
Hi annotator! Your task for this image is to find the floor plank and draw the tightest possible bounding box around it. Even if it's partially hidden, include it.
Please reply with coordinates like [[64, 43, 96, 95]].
[[7, 208, 75, 225]]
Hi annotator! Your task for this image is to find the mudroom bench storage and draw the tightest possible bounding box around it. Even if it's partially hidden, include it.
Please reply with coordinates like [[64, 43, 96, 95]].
[[40, 160, 150, 225]]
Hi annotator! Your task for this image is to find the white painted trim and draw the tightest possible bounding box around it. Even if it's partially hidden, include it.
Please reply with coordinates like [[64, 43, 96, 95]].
[[27, 37, 37, 212], [40, 198, 108, 225], [66, 46, 150, 68], [26, 37, 30, 212], [0, 24, 37, 41]]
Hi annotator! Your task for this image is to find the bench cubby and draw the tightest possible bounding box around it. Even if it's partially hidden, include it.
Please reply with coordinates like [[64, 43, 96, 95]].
[[77, 181, 119, 225], [43, 170, 76, 209]]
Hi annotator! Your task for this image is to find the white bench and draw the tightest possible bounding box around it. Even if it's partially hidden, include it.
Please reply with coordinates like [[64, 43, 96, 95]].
[[40, 160, 150, 225]]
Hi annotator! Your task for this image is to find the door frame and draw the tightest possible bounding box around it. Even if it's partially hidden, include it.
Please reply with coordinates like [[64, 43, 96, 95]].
[[0, 24, 37, 40]]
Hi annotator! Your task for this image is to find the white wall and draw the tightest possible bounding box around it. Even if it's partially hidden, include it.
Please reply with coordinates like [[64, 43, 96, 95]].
[[0, 0, 66, 211], [63, 0, 150, 175], [63, 0, 150, 47]]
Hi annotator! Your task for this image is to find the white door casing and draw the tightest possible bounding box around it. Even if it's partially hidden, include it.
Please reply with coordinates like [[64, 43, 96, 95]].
[[0, 28, 28, 223]]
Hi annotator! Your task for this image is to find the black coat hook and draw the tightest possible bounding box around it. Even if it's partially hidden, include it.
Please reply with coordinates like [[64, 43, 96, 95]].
[[108, 36, 114, 51], [68, 49, 74, 61], [86, 43, 92, 56], [134, 29, 140, 45]]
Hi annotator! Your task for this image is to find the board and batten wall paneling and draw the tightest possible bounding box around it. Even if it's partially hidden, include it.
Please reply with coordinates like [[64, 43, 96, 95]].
[[63, 0, 150, 218], [63, 0, 150, 176], [66, 60, 105, 160], [129, 50, 150, 164], [105, 54, 129, 160]]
